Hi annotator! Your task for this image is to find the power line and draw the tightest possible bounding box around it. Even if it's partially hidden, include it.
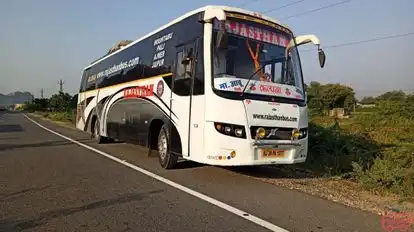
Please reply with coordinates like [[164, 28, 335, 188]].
[[238, 0, 261, 7], [263, 0, 307, 13], [300, 32, 414, 52], [280, 0, 353, 20]]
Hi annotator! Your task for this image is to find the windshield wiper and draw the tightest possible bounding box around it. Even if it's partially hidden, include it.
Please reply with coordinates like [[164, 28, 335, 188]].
[[240, 57, 285, 97], [240, 65, 266, 97]]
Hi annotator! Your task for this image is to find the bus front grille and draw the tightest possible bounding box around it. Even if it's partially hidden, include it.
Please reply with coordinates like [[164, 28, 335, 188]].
[[250, 126, 297, 140]]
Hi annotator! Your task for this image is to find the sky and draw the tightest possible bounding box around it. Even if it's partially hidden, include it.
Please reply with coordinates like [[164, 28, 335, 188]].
[[0, 0, 413, 99]]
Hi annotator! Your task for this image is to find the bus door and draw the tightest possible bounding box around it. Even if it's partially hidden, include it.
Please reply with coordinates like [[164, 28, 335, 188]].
[[170, 39, 199, 157]]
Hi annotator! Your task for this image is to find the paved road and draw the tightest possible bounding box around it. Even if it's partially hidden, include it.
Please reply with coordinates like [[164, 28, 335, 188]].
[[0, 112, 388, 232]]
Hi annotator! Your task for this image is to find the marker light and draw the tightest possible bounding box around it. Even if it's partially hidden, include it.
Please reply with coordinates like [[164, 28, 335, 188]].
[[234, 128, 244, 137], [214, 122, 246, 139], [216, 124, 223, 131]]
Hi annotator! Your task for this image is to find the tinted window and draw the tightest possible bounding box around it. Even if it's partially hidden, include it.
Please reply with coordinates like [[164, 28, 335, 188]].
[[80, 13, 204, 93], [176, 51, 186, 78], [173, 49, 192, 96], [193, 38, 204, 95], [85, 66, 97, 91], [79, 69, 90, 92]]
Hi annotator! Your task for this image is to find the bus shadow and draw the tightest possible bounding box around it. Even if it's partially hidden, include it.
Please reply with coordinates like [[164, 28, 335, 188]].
[[146, 149, 206, 169], [224, 165, 317, 179], [175, 160, 207, 169]]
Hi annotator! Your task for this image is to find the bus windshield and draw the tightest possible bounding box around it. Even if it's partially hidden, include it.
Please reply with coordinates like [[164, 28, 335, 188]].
[[212, 19, 305, 100]]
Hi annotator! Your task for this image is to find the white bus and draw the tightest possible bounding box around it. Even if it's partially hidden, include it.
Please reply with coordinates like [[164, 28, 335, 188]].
[[76, 5, 326, 169]]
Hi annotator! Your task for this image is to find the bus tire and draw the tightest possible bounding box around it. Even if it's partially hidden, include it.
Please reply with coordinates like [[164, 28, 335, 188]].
[[157, 124, 178, 169], [92, 118, 105, 144]]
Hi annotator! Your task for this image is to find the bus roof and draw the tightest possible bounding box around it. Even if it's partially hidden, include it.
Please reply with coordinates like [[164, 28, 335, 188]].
[[83, 5, 292, 71]]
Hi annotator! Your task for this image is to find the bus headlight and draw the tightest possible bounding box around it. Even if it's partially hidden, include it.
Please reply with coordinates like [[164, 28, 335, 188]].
[[214, 122, 246, 139], [255, 127, 266, 140], [292, 128, 300, 140], [292, 128, 308, 140]]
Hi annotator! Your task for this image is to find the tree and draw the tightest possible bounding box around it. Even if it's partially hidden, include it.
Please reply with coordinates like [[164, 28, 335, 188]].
[[306, 81, 325, 112], [49, 92, 72, 112], [360, 96, 376, 105], [376, 90, 406, 102], [307, 82, 356, 112], [23, 98, 49, 112], [107, 40, 134, 55], [406, 94, 414, 103]]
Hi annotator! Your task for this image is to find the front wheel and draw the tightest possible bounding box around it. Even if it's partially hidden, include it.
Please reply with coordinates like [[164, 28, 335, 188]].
[[157, 125, 178, 169]]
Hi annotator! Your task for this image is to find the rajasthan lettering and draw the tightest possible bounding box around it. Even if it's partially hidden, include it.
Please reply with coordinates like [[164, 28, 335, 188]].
[[214, 20, 289, 47]]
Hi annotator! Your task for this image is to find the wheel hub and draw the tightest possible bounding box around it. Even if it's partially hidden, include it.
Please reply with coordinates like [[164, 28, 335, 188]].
[[158, 134, 167, 161]]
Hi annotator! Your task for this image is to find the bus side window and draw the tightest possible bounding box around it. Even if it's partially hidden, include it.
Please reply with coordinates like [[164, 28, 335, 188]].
[[80, 70, 89, 92], [193, 39, 204, 95], [173, 50, 191, 96], [176, 50, 186, 79], [85, 67, 98, 91]]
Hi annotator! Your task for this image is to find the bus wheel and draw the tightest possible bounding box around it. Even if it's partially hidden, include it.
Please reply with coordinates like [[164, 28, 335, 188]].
[[157, 124, 178, 169], [92, 119, 104, 144]]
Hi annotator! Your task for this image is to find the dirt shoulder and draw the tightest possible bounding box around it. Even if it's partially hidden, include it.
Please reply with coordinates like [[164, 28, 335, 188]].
[[234, 165, 414, 215]]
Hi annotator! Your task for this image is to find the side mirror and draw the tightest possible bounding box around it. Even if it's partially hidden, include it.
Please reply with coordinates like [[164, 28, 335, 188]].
[[181, 57, 191, 65], [285, 35, 326, 69], [215, 20, 228, 49], [318, 48, 326, 68], [181, 48, 194, 65]]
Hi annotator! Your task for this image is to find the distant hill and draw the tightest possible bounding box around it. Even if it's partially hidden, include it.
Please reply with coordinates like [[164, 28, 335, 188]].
[[0, 91, 33, 106]]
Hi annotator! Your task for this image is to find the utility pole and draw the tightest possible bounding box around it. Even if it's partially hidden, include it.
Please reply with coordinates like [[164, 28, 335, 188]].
[[40, 88, 44, 99], [58, 80, 64, 93]]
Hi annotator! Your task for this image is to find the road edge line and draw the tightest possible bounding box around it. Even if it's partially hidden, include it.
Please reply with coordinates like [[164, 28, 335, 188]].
[[24, 114, 289, 232]]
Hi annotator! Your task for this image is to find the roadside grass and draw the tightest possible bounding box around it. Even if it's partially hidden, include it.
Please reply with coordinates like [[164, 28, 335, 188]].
[[34, 110, 76, 125], [302, 101, 414, 199]]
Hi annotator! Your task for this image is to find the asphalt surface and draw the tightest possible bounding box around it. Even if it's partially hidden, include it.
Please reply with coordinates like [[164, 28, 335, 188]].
[[0, 112, 390, 232]]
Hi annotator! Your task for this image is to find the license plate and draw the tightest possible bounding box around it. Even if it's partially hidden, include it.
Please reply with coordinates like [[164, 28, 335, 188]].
[[261, 149, 285, 158]]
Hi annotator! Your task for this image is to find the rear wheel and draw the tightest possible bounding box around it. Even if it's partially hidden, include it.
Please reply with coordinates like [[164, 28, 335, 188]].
[[157, 124, 178, 169], [92, 118, 105, 144]]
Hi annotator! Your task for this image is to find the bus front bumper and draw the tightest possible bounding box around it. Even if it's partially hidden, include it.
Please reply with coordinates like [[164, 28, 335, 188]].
[[202, 133, 308, 166]]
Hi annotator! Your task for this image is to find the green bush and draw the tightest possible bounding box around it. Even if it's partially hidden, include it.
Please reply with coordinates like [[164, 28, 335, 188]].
[[305, 121, 378, 177], [47, 111, 75, 122], [35, 110, 76, 123], [353, 146, 414, 197], [307, 100, 414, 197]]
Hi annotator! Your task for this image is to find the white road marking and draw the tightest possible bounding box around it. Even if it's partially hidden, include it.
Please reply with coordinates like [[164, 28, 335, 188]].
[[24, 114, 289, 232]]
